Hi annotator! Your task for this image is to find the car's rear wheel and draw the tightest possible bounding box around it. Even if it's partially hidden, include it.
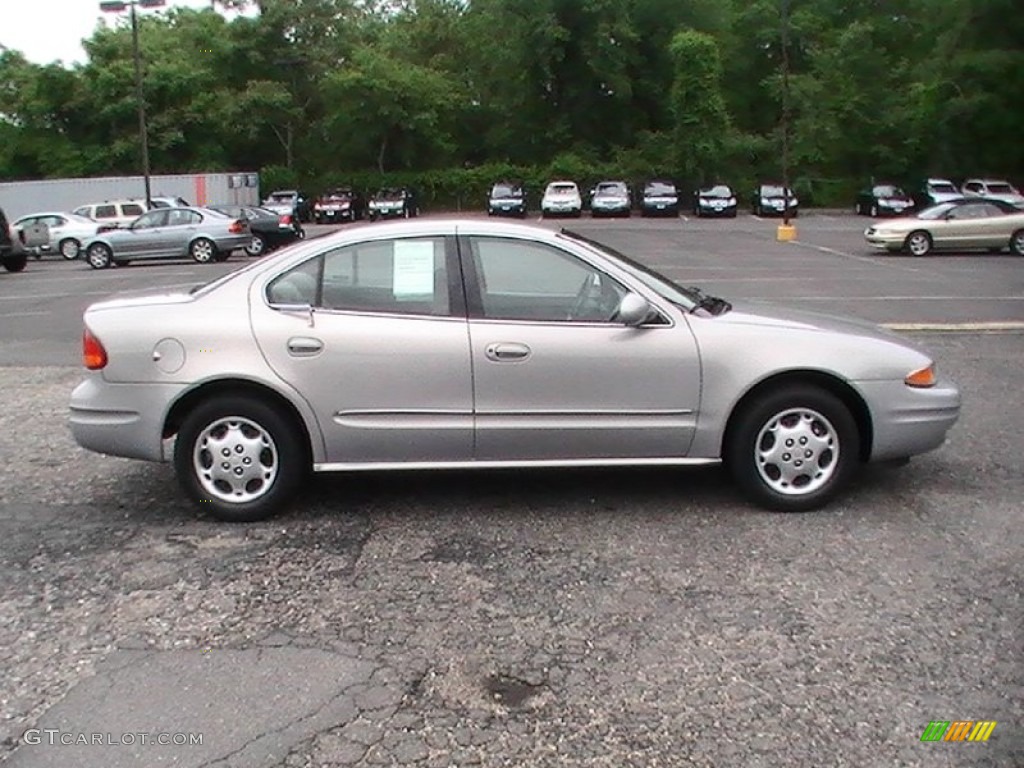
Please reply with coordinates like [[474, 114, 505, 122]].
[[2, 254, 28, 272], [59, 238, 81, 260], [86, 243, 112, 269], [245, 234, 266, 257], [904, 230, 932, 256], [726, 385, 859, 512], [1010, 229, 1024, 256], [190, 237, 217, 263], [174, 395, 307, 522]]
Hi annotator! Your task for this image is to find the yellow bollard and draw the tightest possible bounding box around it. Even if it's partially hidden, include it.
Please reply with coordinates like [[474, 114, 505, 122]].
[[776, 222, 797, 242]]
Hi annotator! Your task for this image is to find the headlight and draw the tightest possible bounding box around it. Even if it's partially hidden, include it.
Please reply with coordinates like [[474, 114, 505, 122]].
[[728, 197, 736, 205], [905, 363, 937, 388]]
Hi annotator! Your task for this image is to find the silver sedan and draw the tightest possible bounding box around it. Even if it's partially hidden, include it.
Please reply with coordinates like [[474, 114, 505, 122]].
[[69, 220, 961, 521], [82, 207, 252, 268], [10, 212, 99, 260]]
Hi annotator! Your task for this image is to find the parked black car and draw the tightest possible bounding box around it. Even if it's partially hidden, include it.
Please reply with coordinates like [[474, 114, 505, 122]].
[[208, 204, 305, 257], [260, 190, 312, 223], [488, 181, 527, 217], [368, 188, 418, 220], [752, 184, 799, 217], [313, 187, 365, 223], [855, 183, 915, 217], [694, 184, 738, 217], [0, 206, 28, 273], [639, 180, 680, 217]]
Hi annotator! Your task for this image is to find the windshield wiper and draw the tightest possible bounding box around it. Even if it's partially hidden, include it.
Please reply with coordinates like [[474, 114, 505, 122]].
[[687, 286, 732, 315]]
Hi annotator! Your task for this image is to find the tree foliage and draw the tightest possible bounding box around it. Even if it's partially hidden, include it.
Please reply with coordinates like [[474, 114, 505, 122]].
[[0, 0, 1020, 202]]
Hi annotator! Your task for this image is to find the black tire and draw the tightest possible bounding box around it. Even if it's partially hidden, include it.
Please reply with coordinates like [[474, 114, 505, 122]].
[[725, 385, 860, 512], [85, 243, 112, 269], [173, 394, 307, 522], [190, 237, 217, 263], [59, 238, 81, 260], [1010, 229, 1024, 256], [213, 250, 231, 263], [904, 230, 932, 257], [245, 234, 266, 257], [2, 254, 28, 273]]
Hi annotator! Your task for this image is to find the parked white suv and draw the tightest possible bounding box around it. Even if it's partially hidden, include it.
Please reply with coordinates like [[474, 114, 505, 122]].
[[541, 181, 583, 217], [961, 179, 1024, 208], [73, 200, 149, 229]]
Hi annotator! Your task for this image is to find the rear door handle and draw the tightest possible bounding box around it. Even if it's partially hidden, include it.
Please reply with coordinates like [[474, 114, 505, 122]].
[[485, 342, 531, 362], [287, 336, 323, 356]]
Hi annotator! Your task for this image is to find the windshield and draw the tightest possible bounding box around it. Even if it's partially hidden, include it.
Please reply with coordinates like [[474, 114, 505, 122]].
[[595, 182, 627, 196], [491, 184, 522, 199], [987, 182, 1017, 195], [559, 230, 699, 311], [266, 193, 295, 203], [323, 189, 353, 199], [916, 202, 958, 220], [761, 185, 793, 197], [376, 188, 405, 201], [700, 185, 733, 198], [644, 182, 676, 196], [873, 185, 905, 197], [548, 184, 577, 195], [929, 181, 958, 193]]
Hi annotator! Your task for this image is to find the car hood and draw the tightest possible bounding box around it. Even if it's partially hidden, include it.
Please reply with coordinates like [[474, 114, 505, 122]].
[[712, 300, 918, 348], [868, 216, 932, 233]]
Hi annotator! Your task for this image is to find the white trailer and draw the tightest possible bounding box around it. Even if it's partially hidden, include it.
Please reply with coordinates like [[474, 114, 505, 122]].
[[0, 171, 260, 220]]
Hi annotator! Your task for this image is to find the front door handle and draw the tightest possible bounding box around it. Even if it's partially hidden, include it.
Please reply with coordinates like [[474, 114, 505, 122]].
[[287, 336, 324, 356], [485, 342, 531, 362]]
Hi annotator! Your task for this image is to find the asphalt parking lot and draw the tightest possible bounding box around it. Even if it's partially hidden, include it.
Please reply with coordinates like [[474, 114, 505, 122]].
[[1, 212, 1021, 767]]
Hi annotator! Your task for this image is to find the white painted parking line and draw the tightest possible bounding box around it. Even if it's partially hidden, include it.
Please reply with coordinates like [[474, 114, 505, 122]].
[[747, 295, 1024, 301], [0, 290, 114, 302], [882, 321, 1024, 332], [2, 310, 51, 317]]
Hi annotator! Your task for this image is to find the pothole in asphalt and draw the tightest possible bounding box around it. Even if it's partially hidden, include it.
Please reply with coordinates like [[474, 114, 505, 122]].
[[483, 674, 544, 708]]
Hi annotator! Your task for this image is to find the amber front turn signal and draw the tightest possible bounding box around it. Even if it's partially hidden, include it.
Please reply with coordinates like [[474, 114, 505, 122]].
[[905, 363, 936, 388], [83, 328, 108, 370]]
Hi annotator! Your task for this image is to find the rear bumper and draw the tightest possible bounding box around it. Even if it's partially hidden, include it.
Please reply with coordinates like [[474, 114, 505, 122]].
[[855, 378, 961, 461], [69, 376, 186, 462], [215, 234, 256, 252]]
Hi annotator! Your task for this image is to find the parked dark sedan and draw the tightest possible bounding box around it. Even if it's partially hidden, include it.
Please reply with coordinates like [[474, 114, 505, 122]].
[[752, 184, 799, 217], [640, 180, 680, 217], [313, 187, 365, 224], [488, 182, 527, 217], [694, 184, 738, 217], [855, 184, 915, 217], [368, 188, 418, 220], [209, 205, 305, 257]]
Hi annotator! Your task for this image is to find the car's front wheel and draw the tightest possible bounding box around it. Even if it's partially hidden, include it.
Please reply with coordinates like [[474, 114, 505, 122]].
[[59, 238, 81, 260], [174, 395, 307, 522], [1010, 229, 1024, 256], [904, 230, 932, 257], [726, 385, 859, 512], [86, 243, 112, 269]]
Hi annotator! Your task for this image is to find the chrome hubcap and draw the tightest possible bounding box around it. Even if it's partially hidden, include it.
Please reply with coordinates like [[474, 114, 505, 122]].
[[247, 236, 264, 255], [61, 240, 79, 258], [755, 407, 838, 496], [908, 234, 929, 255], [193, 241, 214, 261], [1013, 233, 1024, 253], [192, 417, 278, 503], [87, 247, 109, 267]]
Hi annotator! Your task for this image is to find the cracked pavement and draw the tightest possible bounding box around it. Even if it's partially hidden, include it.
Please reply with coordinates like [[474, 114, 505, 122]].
[[1, 219, 1022, 766]]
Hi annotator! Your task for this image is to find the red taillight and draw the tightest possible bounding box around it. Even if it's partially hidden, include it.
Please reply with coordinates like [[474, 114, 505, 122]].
[[83, 328, 108, 370], [228, 219, 245, 234], [279, 214, 292, 225]]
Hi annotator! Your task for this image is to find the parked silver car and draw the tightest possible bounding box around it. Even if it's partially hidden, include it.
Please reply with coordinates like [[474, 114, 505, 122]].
[[10, 212, 99, 260], [69, 220, 960, 522], [82, 207, 252, 268]]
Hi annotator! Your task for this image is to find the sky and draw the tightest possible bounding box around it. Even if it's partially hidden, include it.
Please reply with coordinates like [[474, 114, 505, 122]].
[[2, 0, 250, 67]]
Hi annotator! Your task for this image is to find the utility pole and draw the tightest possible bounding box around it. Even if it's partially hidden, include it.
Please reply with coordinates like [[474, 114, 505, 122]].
[[99, 0, 167, 208]]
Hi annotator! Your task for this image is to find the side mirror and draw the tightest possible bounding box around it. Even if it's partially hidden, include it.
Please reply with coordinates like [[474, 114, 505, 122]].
[[616, 293, 653, 327]]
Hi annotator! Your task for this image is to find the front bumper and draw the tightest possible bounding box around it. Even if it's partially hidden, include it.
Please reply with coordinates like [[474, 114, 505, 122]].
[[855, 377, 961, 461], [591, 202, 630, 216], [489, 202, 525, 216], [697, 202, 737, 216], [758, 202, 798, 216], [316, 208, 354, 220], [642, 200, 679, 215], [371, 207, 406, 218], [69, 375, 188, 462], [864, 228, 907, 250]]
